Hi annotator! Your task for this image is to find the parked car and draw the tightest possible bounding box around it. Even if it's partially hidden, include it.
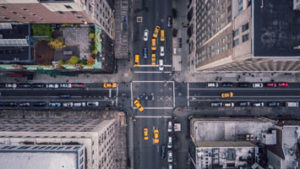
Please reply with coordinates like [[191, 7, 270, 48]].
[[167, 16, 172, 28], [277, 82, 288, 87], [211, 102, 223, 107], [74, 102, 86, 107], [71, 83, 84, 88], [221, 82, 233, 87], [0, 83, 5, 88], [143, 29, 149, 41], [286, 102, 299, 107], [31, 102, 46, 107], [46, 83, 59, 88], [168, 121, 173, 132], [167, 136, 172, 148], [59, 95, 70, 99], [5, 83, 16, 88], [238, 102, 251, 107], [168, 164, 173, 169], [59, 83, 72, 88], [63, 102, 73, 107], [253, 83, 263, 88], [268, 102, 281, 107], [265, 82, 277, 87], [224, 102, 234, 107], [19, 102, 31, 107], [103, 82, 117, 88], [161, 145, 166, 159], [238, 82, 251, 88], [18, 83, 31, 88], [49, 102, 61, 107], [87, 101, 99, 107], [167, 151, 173, 162], [32, 83, 45, 88], [253, 102, 264, 107], [143, 47, 148, 59], [4, 102, 17, 107], [207, 82, 218, 87]]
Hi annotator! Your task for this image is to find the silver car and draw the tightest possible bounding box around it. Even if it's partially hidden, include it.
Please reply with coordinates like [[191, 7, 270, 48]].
[[167, 151, 173, 162], [143, 29, 149, 41], [160, 46, 165, 56]]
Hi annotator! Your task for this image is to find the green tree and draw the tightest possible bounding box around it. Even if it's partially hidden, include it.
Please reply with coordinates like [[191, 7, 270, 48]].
[[66, 56, 80, 65], [48, 37, 66, 50]]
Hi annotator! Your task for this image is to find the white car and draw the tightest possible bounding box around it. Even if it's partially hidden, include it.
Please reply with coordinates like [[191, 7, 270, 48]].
[[5, 83, 16, 88], [74, 102, 86, 107], [207, 82, 218, 87], [143, 29, 149, 41], [158, 59, 164, 71], [59, 83, 72, 88], [46, 83, 59, 88], [87, 101, 99, 107], [253, 102, 264, 107], [253, 83, 263, 88], [167, 151, 173, 162], [160, 46, 165, 56], [168, 121, 173, 132], [167, 136, 172, 148], [63, 102, 73, 107]]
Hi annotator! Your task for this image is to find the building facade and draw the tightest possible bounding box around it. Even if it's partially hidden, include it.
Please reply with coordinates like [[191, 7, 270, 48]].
[[0, 118, 118, 169], [188, 0, 300, 72]]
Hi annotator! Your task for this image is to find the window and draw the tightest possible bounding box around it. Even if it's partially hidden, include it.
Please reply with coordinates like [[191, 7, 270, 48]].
[[242, 23, 249, 32], [227, 5, 231, 12], [65, 5, 72, 9], [242, 34, 249, 42], [233, 29, 239, 37], [233, 39, 239, 47], [58, 11, 64, 14], [227, 15, 231, 23]]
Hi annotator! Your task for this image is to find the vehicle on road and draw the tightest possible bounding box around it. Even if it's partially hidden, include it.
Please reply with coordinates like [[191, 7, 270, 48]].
[[286, 102, 299, 107], [59, 83, 72, 88], [221, 83, 233, 87], [211, 102, 223, 107], [143, 29, 149, 41], [4, 102, 17, 107], [0, 83, 5, 88], [46, 83, 59, 89], [87, 101, 99, 107], [224, 102, 234, 107], [59, 94, 70, 99], [153, 26, 160, 38], [238, 102, 251, 107], [221, 92, 233, 98], [103, 82, 117, 88], [134, 54, 140, 67], [158, 59, 164, 71], [134, 100, 144, 112], [207, 82, 218, 87], [74, 102, 86, 107], [266, 82, 277, 87], [143, 48, 148, 59], [143, 128, 149, 140], [238, 82, 251, 88], [63, 102, 73, 107], [160, 46, 165, 56], [153, 129, 159, 144], [168, 121, 173, 132], [277, 82, 288, 87], [168, 164, 173, 169], [151, 39, 157, 50], [19, 102, 31, 107], [18, 83, 31, 88], [167, 16, 172, 28], [32, 102, 46, 107], [5, 83, 16, 88], [151, 54, 156, 65], [160, 29, 165, 42], [71, 83, 84, 88], [167, 150, 173, 162], [32, 83, 45, 88], [253, 102, 264, 107], [161, 145, 166, 159], [167, 136, 172, 148], [253, 83, 263, 88], [49, 102, 61, 107], [268, 102, 281, 107]]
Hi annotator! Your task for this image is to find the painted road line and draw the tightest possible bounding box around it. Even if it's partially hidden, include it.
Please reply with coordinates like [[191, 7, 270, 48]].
[[189, 96, 300, 98], [135, 115, 172, 119], [134, 71, 172, 74], [130, 82, 133, 107], [116, 86, 119, 106], [189, 88, 300, 90], [173, 82, 175, 107], [132, 80, 175, 83], [187, 83, 190, 107], [135, 64, 172, 67], [133, 107, 174, 110]]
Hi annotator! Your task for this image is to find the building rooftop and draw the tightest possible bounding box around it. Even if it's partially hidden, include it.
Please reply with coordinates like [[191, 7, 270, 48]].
[[253, 0, 300, 57]]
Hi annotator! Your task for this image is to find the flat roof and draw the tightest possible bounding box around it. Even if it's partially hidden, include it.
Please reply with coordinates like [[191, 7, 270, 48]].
[[253, 0, 300, 57]]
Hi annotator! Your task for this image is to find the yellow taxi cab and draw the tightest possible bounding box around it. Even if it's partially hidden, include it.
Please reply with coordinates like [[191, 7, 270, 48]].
[[153, 26, 160, 38], [151, 39, 157, 51], [143, 128, 149, 140], [160, 29, 165, 42], [134, 54, 140, 67], [221, 92, 233, 98], [153, 129, 159, 144], [134, 100, 144, 112], [103, 82, 117, 88], [151, 54, 156, 65]]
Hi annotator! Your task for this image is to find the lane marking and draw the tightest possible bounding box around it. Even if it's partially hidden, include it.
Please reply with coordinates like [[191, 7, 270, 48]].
[[133, 107, 173, 110], [173, 82, 175, 107], [187, 83, 190, 107], [189, 96, 300, 98], [135, 64, 172, 67], [132, 81, 174, 83], [189, 88, 300, 90], [130, 82, 133, 107], [134, 71, 172, 74], [135, 115, 172, 119], [116, 87, 119, 106]]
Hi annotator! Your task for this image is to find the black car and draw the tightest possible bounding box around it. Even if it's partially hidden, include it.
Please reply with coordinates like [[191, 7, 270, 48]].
[[268, 102, 281, 107], [31, 102, 46, 107], [0, 83, 5, 88], [238, 82, 251, 88], [18, 83, 31, 88], [4, 102, 17, 107], [167, 16, 172, 28], [221, 83, 234, 87], [143, 48, 148, 59], [161, 145, 166, 159], [32, 83, 45, 88], [210, 102, 223, 107], [239, 102, 251, 107], [59, 95, 71, 99]]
